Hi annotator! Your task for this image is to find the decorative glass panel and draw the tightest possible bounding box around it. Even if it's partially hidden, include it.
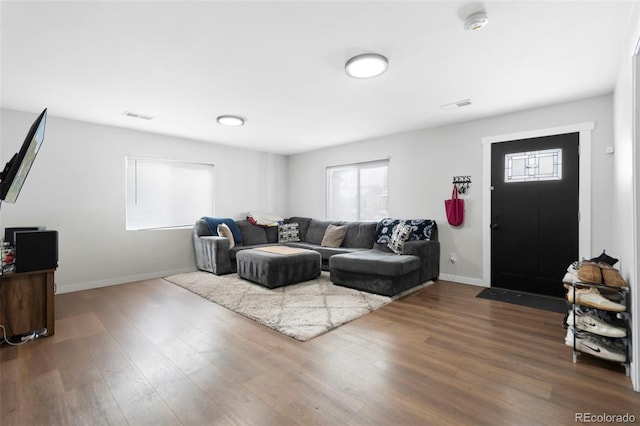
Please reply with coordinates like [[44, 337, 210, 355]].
[[504, 148, 562, 183]]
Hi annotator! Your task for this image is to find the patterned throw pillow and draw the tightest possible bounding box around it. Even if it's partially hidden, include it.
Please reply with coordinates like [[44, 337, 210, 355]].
[[278, 222, 300, 243], [406, 219, 435, 241], [375, 218, 435, 244], [375, 218, 401, 245], [387, 222, 412, 254]]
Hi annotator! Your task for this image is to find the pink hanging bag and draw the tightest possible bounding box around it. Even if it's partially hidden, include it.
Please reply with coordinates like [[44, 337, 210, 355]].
[[445, 185, 464, 226]]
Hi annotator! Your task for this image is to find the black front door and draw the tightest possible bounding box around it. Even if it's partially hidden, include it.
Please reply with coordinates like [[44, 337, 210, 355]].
[[491, 133, 579, 298]]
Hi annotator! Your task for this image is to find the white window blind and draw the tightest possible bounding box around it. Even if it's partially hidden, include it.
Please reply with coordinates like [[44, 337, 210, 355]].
[[126, 157, 214, 230], [326, 159, 389, 220]]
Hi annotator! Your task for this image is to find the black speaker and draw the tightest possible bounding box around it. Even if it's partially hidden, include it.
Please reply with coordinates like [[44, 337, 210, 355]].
[[4, 226, 45, 246], [14, 230, 58, 272]]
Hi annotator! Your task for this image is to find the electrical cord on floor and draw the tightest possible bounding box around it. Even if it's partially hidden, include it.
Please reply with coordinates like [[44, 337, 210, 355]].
[[0, 324, 47, 346], [0, 324, 29, 346]]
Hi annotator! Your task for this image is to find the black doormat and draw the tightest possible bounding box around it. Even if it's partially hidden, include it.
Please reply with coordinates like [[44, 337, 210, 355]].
[[476, 287, 567, 314]]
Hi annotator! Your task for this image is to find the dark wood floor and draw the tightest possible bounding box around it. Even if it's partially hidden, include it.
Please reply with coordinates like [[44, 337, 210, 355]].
[[1, 277, 638, 425]]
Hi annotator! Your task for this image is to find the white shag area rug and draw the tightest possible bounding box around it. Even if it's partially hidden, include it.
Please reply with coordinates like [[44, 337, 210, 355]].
[[164, 271, 428, 341]]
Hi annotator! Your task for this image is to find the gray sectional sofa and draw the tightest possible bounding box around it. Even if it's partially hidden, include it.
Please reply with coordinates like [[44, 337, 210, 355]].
[[193, 216, 440, 296]]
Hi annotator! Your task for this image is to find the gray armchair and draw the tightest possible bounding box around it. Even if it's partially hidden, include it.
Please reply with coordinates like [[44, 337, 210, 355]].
[[193, 219, 234, 275]]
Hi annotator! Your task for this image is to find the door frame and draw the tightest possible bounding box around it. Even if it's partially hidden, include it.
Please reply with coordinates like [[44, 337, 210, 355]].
[[631, 33, 640, 393], [481, 122, 594, 287]]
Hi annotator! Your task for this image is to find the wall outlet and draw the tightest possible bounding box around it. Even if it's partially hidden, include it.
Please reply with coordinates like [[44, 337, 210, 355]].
[[449, 253, 457, 263]]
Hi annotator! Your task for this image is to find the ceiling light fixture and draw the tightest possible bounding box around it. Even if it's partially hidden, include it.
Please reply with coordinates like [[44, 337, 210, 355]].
[[464, 12, 488, 31], [345, 53, 389, 79], [217, 115, 245, 126], [440, 99, 472, 110]]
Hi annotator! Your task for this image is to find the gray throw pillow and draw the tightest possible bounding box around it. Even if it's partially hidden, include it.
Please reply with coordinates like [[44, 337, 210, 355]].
[[321, 224, 347, 247]]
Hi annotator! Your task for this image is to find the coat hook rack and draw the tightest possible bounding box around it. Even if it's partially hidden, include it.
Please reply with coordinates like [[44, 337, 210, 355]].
[[452, 175, 472, 194]]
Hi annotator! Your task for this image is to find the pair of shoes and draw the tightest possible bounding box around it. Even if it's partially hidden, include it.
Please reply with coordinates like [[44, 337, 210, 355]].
[[577, 261, 601, 284], [566, 307, 626, 338], [566, 287, 626, 312], [565, 327, 626, 362], [577, 261, 627, 287]]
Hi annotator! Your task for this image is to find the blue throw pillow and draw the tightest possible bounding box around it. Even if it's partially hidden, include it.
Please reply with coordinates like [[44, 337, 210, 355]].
[[201, 217, 243, 244]]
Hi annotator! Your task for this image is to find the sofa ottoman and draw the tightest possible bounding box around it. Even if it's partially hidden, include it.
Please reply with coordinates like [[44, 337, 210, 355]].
[[236, 246, 321, 289], [329, 250, 421, 297]]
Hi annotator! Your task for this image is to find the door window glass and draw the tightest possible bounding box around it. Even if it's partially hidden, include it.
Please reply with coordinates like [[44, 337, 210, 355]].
[[504, 148, 562, 183]]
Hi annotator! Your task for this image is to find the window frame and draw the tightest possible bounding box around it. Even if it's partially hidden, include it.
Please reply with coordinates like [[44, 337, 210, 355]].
[[325, 159, 390, 221], [125, 156, 215, 231]]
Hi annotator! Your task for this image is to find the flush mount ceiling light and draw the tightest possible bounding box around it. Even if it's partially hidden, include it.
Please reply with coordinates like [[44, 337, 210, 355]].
[[345, 53, 389, 79], [216, 115, 245, 126], [464, 11, 489, 31]]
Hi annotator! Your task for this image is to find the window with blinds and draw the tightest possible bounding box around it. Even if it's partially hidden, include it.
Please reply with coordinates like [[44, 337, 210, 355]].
[[125, 157, 214, 230]]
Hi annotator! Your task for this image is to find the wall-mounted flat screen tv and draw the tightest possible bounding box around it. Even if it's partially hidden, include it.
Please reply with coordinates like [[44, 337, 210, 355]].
[[0, 108, 47, 204]]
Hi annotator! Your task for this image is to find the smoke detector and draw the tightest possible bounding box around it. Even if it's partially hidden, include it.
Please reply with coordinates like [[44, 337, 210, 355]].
[[464, 12, 488, 31]]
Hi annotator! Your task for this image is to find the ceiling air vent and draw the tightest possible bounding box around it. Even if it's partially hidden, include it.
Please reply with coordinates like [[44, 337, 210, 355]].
[[440, 99, 472, 110], [123, 111, 155, 120]]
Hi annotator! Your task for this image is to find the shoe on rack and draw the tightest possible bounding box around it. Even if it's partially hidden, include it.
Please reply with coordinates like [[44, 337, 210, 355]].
[[598, 263, 627, 287], [590, 250, 618, 267], [566, 308, 626, 338], [565, 285, 624, 301], [565, 327, 626, 362], [562, 271, 579, 284], [599, 288, 624, 302], [566, 287, 626, 312], [577, 261, 602, 284], [567, 261, 580, 274]]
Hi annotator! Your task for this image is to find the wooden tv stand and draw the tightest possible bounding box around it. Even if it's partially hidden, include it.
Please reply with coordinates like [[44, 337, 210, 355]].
[[0, 269, 55, 340]]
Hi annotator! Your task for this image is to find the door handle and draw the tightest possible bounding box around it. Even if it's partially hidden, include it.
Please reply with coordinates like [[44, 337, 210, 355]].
[[490, 223, 499, 229]]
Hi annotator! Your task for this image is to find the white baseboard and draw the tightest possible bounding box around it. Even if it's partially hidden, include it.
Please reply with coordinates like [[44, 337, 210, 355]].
[[57, 270, 488, 293], [438, 273, 488, 287], [55, 267, 198, 294]]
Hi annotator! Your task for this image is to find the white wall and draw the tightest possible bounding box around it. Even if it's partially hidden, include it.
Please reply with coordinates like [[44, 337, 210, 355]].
[[287, 94, 615, 285], [612, 2, 640, 392], [0, 108, 287, 293]]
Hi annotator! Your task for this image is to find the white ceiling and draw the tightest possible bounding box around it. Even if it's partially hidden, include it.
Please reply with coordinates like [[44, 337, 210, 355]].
[[1, 1, 636, 155]]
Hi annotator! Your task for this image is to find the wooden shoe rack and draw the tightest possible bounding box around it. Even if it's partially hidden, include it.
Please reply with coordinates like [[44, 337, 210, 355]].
[[567, 280, 630, 375]]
